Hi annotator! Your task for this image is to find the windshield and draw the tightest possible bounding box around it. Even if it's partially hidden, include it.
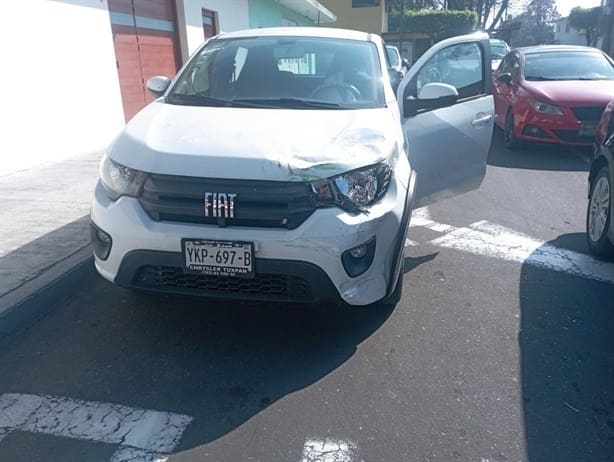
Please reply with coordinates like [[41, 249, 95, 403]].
[[386, 46, 400, 67], [524, 51, 614, 81], [490, 40, 510, 59], [168, 36, 386, 109]]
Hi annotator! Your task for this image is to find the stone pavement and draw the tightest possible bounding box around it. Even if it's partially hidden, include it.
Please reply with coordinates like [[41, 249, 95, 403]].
[[0, 153, 101, 312]]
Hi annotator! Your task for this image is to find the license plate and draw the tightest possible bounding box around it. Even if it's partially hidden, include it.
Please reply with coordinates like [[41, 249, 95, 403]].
[[579, 122, 598, 137], [182, 239, 254, 277]]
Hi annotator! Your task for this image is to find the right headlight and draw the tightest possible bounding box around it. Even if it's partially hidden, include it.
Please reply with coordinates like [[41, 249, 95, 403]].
[[311, 162, 392, 213], [100, 155, 148, 201], [528, 98, 564, 116]]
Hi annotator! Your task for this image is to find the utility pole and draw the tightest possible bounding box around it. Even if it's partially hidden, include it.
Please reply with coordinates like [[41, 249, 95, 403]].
[[399, 0, 405, 58]]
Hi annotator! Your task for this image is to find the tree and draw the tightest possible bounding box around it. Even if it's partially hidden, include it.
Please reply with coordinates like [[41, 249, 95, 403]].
[[498, 0, 559, 46], [389, 9, 477, 43], [568, 6, 602, 47]]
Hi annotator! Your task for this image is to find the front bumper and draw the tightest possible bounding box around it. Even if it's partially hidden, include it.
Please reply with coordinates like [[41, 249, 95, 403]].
[[515, 108, 598, 146], [90, 160, 414, 306]]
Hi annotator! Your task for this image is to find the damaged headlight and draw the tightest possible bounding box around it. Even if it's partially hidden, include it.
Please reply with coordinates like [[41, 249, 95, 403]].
[[311, 162, 392, 213], [100, 155, 148, 200]]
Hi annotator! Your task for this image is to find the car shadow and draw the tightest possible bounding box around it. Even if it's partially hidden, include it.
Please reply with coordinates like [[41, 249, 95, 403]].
[[0, 262, 397, 451], [488, 128, 591, 172], [519, 233, 614, 461]]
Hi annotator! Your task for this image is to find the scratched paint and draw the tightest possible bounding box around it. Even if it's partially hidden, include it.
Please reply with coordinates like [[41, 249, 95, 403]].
[[0, 393, 192, 462], [301, 438, 358, 462]]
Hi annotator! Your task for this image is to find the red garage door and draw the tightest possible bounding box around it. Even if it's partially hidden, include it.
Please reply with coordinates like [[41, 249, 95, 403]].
[[109, 0, 180, 121]]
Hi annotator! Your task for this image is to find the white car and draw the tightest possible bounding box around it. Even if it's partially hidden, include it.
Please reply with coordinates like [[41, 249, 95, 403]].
[[91, 28, 494, 307]]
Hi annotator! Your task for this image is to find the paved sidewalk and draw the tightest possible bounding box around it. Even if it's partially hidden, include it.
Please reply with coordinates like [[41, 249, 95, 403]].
[[0, 153, 101, 312]]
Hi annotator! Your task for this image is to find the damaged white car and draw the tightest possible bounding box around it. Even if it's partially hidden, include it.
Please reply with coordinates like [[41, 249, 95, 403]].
[[90, 28, 493, 306]]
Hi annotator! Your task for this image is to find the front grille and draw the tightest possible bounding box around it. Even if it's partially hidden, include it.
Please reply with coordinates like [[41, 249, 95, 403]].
[[551, 129, 593, 143], [571, 106, 606, 122], [139, 174, 316, 230], [134, 265, 313, 301]]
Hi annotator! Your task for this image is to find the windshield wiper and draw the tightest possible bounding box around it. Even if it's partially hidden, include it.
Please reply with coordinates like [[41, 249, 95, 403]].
[[230, 97, 343, 109], [524, 76, 561, 81], [166, 93, 232, 107]]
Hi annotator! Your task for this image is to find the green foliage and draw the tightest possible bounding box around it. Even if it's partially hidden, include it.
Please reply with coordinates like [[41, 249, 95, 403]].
[[568, 6, 602, 46], [389, 10, 478, 43], [498, 0, 559, 47]]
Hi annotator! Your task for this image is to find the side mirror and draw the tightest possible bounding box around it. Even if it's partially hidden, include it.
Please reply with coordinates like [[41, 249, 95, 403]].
[[402, 58, 410, 70], [146, 76, 171, 97], [388, 69, 403, 94], [403, 83, 458, 118], [497, 72, 512, 85]]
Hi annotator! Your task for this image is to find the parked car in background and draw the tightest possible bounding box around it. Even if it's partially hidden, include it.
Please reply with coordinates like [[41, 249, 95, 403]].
[[492, 45, 614, 149], [385, 45, 408, 75], [587, 99, 614, 257], [489, 38, 510, 70], [90, 28, 494, 307]]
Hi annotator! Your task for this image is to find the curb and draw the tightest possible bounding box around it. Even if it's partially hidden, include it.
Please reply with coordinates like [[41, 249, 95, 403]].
[[0, 246, 93, 344]]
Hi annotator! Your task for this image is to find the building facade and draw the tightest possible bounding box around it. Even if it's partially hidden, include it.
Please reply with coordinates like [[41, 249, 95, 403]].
[[553, 16, 602, 48], [318, 0, 388, 34], [1, 0, 334, 175]]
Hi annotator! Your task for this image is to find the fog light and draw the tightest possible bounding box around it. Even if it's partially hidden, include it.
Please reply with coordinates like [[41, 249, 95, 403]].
[[97, 229, 111, 244], [90, 221, 112, 260], [521, 125, 550, 139], [350, 245, 367, 258], [341, 237, 376, 278]]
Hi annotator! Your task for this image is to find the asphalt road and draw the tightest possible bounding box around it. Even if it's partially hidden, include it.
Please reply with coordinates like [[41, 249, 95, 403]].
[[0, 131, 613, 462]]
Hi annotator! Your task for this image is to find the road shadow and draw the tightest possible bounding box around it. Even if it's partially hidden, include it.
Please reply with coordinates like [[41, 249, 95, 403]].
[[0, 263, 396, 452], [403, 252, 439, 273], [0, 215, 90, 302], [520, 233, 614, 461], [488, 128, 591, 172]]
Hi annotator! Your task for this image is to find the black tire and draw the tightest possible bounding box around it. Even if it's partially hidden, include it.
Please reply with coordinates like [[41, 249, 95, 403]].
[[586, 166, 614, 257], [504, 109, 521, 150]]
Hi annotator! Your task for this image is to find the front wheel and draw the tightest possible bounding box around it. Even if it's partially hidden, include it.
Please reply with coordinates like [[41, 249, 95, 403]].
[[587, 166, 614, 257]]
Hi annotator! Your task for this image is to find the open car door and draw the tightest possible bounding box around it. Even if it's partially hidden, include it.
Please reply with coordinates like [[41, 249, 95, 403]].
[[398, 33, 494, 207]]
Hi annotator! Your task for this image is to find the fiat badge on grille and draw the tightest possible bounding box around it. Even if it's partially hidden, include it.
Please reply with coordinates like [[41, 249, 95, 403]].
[[204, 192, 236, 218]]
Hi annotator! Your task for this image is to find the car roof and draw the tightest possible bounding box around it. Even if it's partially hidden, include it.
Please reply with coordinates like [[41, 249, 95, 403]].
[[217, 27, 376, 42], [516, 44, 603, 54]]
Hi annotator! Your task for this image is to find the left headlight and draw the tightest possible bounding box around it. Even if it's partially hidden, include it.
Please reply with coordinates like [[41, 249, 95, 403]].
[[311, 162, 392, 213], [528, 98, 564, 116], [100, 155, 148, 201]]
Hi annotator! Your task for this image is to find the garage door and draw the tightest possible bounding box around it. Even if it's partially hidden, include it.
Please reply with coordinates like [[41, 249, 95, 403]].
[[109, 0, 180, 121]]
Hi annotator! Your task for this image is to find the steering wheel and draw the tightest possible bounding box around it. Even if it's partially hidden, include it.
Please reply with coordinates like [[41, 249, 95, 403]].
[[309, 83, 361, 103]]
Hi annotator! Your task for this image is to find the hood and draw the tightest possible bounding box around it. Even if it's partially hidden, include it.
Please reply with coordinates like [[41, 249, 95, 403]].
[[522, 79, 614, 107], [109, 101, 399, 182]]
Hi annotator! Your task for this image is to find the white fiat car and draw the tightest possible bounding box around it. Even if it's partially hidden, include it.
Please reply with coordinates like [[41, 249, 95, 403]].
[[91, 28, 493, 306]]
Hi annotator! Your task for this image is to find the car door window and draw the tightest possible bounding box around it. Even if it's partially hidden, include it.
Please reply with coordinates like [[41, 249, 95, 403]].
[[509, 54, 520, 83], [416, 43, 484, 99], [498, 54, 512, 75]]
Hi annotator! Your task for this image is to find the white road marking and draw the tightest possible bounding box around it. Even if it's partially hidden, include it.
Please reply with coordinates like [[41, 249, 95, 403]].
[[410, 207, 454, 233], [110, 446, 170, 462], [430, 220, 614, 284], [405, 238, 418, 247], [0, 393, 193, 462], [301, 438, 358, 462]]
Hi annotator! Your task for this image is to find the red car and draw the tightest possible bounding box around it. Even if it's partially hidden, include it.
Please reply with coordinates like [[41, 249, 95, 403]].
[[492, 45, 614, 149]]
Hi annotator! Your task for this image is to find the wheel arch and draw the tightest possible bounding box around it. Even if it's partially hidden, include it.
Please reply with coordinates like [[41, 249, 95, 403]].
[[588, 150, 612, 198]]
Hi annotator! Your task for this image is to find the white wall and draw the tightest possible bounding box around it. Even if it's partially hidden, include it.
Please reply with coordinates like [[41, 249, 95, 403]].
[[554, 18, 603, 48], [177, 0, 250, 59], [0, 0, 125, 175]]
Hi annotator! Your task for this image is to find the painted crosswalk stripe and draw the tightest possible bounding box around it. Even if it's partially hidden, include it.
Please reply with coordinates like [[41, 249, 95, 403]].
[[301, 438, 358, 462], [430, 220, 614, 284], [0, 393, 193, 462]]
